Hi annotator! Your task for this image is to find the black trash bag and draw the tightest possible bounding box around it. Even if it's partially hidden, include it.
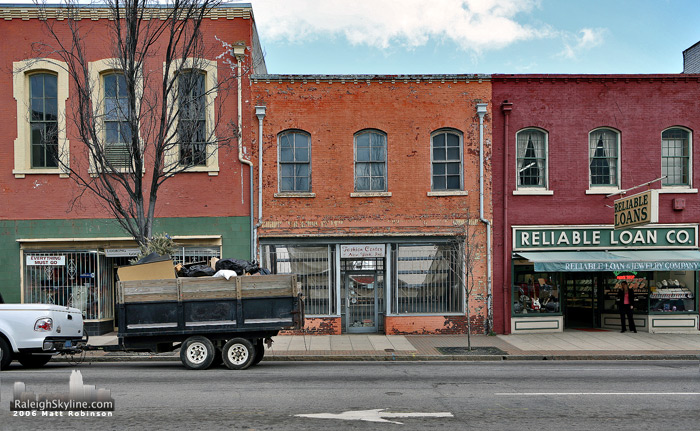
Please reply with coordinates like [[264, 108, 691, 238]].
[[179, 264, 216, 277], [136, 252, 172, 264], [215, 258, 260, 275], [258, 268, 271, 275]]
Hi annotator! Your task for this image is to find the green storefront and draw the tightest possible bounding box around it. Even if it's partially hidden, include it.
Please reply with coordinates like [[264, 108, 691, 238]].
[[0, 217, 250, 335], [510, 224, 700, 333]]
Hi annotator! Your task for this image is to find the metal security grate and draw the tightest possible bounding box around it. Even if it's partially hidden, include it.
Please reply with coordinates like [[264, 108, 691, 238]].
[[261, 245, 335, 316], [393, 244, 463, 314]]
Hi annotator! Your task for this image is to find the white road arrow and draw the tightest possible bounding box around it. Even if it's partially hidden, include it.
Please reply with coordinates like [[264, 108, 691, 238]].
[[295, 408, 453, 424]]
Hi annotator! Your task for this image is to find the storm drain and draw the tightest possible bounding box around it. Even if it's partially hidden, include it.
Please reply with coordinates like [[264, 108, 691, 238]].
[[435, 347, 508, 355]]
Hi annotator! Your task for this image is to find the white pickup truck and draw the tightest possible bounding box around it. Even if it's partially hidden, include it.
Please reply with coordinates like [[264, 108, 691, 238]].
[[0, 304, 87, 370]]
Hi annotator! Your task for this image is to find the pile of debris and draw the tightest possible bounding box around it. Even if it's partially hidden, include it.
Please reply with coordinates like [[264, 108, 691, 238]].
[[118, 253, 271, 282]]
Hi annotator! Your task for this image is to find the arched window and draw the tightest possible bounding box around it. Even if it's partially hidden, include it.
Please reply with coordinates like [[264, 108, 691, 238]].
[[354, 130, 387, 192], [661, 127, 691, 187], [431, 129, 463, 191], [278, 130, 311, 192], [589, 128, 619, 187], [516, 128, 547, 188]]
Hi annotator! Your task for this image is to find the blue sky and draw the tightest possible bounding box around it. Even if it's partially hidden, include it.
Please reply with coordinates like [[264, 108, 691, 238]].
[[241, 0, 700, 75], [7, 1, 699, 74]]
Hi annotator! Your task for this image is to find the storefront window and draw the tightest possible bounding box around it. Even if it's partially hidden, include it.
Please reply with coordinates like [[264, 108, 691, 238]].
[[649, 271, 696, 313], [261, 245, 336, 316], [393, 244, 462, 314], [602, 274, 650, 313], [512, 264, 561, 315], [23, 250, 112, 321]]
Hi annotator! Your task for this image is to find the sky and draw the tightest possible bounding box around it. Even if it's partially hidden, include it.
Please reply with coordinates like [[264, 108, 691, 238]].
[[236, 0, 700, 75], [6, 1, 700, 74]]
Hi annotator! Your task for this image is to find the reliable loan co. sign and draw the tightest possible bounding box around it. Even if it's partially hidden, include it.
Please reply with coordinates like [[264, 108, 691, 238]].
[[513, 224, 698, 251]]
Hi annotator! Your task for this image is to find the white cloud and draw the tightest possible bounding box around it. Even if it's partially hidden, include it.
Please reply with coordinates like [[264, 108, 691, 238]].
[[242, 0, 549, 52], [559, 27, 606, 59]]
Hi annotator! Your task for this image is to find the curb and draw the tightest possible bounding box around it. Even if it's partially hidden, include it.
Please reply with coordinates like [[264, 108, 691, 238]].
[[51, 354, 700, 363]]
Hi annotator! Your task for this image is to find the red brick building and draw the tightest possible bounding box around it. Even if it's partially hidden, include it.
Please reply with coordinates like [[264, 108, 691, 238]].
[[251, 75, 493, 334], [0, 4, 263, 333], [492, 74, 700, 334]]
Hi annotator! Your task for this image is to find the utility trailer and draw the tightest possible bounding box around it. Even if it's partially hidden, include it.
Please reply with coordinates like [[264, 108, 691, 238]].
[[111, 274, 303, 370]]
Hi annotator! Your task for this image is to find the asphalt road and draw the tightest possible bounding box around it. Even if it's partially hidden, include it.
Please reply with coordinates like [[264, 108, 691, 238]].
[[1, 360, 699, 430]]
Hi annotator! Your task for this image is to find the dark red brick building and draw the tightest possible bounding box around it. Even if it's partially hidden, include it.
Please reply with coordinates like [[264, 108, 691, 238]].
[[492, 74, 700, 334]]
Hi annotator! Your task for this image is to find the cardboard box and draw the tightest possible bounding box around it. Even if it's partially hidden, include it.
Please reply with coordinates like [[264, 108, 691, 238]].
[[118, 259, 177, 281]]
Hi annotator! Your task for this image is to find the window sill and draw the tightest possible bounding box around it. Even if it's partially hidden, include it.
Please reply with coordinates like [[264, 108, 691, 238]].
[[658, 187, 698, 194], [513, 189, 553, 196], [350, 191, 392, 197], [427, 190, 468, 197], [181, 166, 219, 176], [586, 187, 620, 195], [13, 169, 69, 179], [274, 192, 316, 198]]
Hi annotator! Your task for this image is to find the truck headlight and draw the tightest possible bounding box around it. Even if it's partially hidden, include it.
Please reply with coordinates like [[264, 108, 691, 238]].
[[34, 318, 53, 332]]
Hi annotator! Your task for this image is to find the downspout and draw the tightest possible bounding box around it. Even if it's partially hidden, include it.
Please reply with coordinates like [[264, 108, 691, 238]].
[[501, 100, 513, 334], [233, 47, 255, 261], [476, 103, 492, 334], [255, 106, 267, 262]]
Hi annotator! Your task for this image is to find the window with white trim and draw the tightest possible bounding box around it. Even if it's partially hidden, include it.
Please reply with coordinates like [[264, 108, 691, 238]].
[[516, 128, 548, 188], [278, 130, 311, 192], [431, 129, 463, 191], [103, 72, 131, 168], [354, 130, 387, 192], [13, 58, 70, 178], [589, 128, 619, 187], [661, 127, 691, 187]]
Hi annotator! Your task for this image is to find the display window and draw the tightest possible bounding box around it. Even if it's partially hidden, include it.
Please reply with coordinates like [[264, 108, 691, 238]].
[[512, 264, 561, 315], [648, 271, 696, 313]]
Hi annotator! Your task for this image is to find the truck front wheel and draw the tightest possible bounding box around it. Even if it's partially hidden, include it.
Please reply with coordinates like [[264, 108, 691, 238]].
[[180, 336, 215, 370], [222, 338, 255, 370]]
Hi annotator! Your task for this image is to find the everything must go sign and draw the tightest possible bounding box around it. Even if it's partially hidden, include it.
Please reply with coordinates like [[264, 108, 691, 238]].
[[513, 225, 698, 251]]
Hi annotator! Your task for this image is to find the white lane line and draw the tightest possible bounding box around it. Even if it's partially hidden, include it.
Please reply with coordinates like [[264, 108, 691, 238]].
[[495, 392, 700, 396]]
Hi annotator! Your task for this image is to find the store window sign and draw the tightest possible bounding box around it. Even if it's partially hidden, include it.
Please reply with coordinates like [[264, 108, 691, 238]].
[[513, 225, 697, 250], [341, 244, 386, 258], [26, 255, 65, 266], [104, 248, 140, 257]]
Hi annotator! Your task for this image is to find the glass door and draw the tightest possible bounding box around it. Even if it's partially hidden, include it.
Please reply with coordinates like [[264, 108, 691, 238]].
[[344, 272, 379, 333]]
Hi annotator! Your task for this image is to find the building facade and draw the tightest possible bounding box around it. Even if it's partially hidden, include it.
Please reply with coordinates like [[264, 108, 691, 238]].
[[0, 4, 263, 334], [251, 75, 493, 335], [492, 74, 700, 334]]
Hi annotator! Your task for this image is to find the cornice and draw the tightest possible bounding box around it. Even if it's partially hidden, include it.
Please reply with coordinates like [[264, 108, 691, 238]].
[[0, 6, 251, 21]]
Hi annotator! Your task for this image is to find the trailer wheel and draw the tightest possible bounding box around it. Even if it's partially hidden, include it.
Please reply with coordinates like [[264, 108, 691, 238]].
[[17, 354, 52, 368], [0, 338, 12, 370], [222, 338, 255, 370], [251, 339, 265, 366], [180, 336, 215, 370]]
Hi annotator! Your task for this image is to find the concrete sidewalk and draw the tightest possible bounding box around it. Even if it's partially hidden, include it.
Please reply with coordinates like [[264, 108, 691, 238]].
[[77, 330, 700, 362]]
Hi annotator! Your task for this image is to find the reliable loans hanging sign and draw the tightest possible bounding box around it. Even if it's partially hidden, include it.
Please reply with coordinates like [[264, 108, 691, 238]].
[[614, 190, 658, 229], [513, 225, 698, 251]]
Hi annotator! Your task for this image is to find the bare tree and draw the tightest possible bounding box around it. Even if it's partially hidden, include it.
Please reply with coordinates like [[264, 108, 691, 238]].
[[455, 212, 485, 350], [28, 0, 242, 246]]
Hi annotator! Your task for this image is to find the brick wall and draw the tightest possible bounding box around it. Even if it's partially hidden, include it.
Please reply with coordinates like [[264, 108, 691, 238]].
[[491, 74, 700, 333], [0, 12, 254, 221], [281, 317, 342, 335]]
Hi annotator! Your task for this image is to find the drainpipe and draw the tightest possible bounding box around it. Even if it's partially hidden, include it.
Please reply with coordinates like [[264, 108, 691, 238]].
[[501, 100, 513, 334], [233, 46, 255, 261], [476, 103, 492, 334], [255, 106, 266, 262]]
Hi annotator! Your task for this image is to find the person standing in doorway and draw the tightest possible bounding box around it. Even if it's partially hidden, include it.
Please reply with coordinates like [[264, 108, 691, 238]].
[[617, 281, 637, 333]]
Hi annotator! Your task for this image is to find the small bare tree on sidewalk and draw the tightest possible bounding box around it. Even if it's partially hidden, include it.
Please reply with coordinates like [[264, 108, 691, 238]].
[[25, 0, 242, 247], [455, 212, 485, 351]]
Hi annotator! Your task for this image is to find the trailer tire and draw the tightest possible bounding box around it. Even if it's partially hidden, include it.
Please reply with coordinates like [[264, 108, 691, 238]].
[[17, 354, 52, 368], [251, 339, 265, 366], [0, 338, 12, 370], [180, 336, 215, 370], [222, 338, 255, 370]]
